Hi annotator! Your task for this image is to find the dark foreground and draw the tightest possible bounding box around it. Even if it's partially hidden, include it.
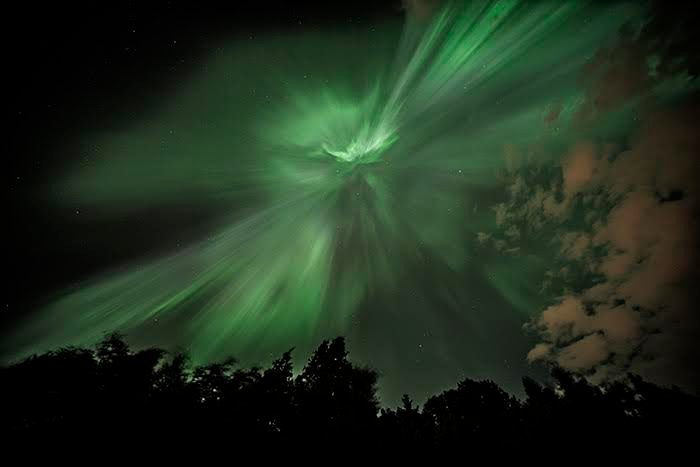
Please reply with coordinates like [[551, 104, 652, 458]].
[[2, 334, 697, 450]]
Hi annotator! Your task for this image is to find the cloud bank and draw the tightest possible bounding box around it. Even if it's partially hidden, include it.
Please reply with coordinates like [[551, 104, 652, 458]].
[[481, 6, 700, 390]]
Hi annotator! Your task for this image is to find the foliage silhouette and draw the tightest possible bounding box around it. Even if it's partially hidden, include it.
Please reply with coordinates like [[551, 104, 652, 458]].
[[2, 334, 698, 449]]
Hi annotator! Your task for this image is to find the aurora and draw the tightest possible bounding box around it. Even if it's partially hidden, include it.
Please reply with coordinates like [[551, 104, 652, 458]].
[[10, 0, 685, 403]]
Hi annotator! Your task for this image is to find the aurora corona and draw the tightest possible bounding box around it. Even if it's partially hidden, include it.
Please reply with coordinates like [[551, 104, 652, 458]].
[[7, 0, 649, 397]]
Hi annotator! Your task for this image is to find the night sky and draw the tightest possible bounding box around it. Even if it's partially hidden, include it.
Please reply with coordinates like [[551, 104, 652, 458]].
[[5, 0, 700, 404]]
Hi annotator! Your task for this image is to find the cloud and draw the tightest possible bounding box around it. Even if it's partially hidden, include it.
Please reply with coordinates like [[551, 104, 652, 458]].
[[562, 142, 599, 196], [527, 343, 552, 363], [556, 334, 609, 371], [480, 4, 700, 390], [559, 232, 590, 261], [476, 232, 491, 244], [403, 0, 443, 20], [525, 105, 700, 390]]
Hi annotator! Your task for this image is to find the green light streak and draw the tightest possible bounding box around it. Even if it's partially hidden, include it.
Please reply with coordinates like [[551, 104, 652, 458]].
[[8, 0, 642, 367]]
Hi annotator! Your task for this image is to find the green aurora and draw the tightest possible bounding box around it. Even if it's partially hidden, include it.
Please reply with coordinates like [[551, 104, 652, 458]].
[[7, 0, 660, 401]]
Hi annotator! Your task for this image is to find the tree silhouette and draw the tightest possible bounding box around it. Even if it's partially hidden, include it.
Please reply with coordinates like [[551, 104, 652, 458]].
[[2, 333, 698, 451], [295, 337, 380, 445], [423, 378, 521, 449]]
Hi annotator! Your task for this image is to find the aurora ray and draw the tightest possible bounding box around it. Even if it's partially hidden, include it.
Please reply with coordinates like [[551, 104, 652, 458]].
[[7, 1, 645, 394]]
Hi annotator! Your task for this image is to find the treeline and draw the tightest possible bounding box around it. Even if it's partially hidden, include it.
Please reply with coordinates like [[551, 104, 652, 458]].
[[2, 334, 698, 448]]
